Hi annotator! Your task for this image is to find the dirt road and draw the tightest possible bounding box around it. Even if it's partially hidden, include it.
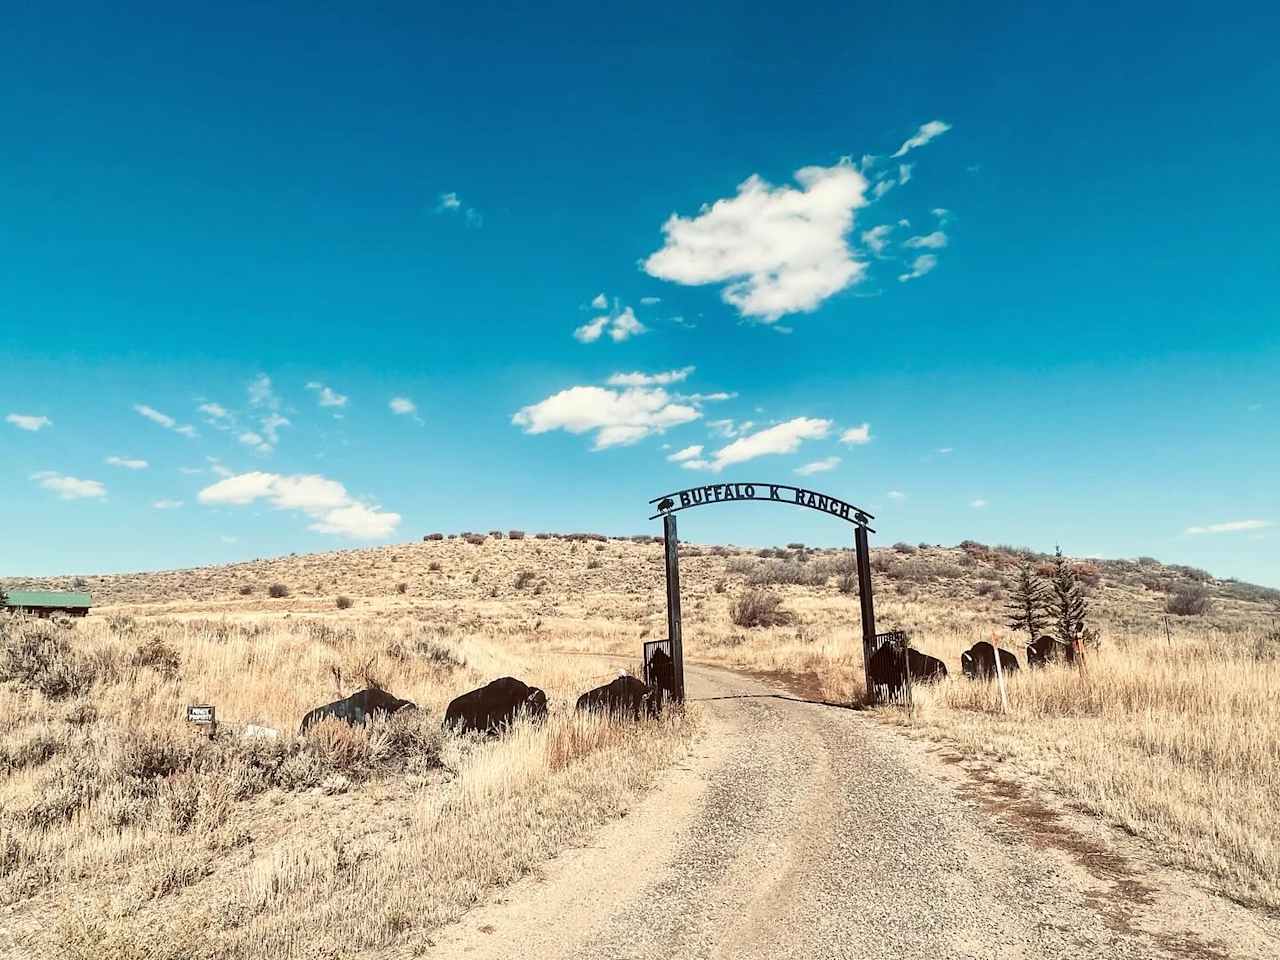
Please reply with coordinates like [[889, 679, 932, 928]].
[[424, 663, 1279, 960]]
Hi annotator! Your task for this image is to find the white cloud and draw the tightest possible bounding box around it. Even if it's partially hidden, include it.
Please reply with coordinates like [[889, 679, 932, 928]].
[[198, 471, 399, 540], [590, 293, 608, 309], [871, 179, 895, 201], [574, 301, 647, 344], [932, 207, 951, 223], [105, 456, 148, 470], [898, 163, 913, 185], [607, 366, 695, 387], [707, 418, 738, 437], [6, 414, 51, 432], [179, 467, 204, 475], [574, 315, 609, 343], [206, 457, 234, 478], [795, 456, 841, 476], [259, 413, 290, 446], [1185, 519, 1273, 535], [643, 160, 869, 323], [693, 417, 832, 472], [31, 471, 106, 500], [937, 447, 953, 455], [970, 498, 988, 509], [152, 499, 183, 510], [640, 296, 661, 305], [436, 191, 481, 226], [861, 224, 894, 257], [609, 306, 646, 342], [305, 382, 348, 408], [887, 490, 906, 500], [839, 423, 872, 445], [247, 374, 278, 410], [513, 386, 700, 450], [135, 404, 197, 438], [389, 397, 417, 416], [199, 402, 231, 427], [307, 502, 401, 539], [239, 431, 270, 454], [898, 254, 938, 282], [904, 231, 948, 250], [891, 120, 952, 158], [667, 445, 704, 463]]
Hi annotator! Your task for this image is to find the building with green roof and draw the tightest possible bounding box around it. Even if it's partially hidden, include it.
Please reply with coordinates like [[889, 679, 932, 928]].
[[1, 590, 92, 617]]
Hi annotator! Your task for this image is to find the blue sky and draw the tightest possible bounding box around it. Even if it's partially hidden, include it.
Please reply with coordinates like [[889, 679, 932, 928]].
[[2, 2, 1277, 585]]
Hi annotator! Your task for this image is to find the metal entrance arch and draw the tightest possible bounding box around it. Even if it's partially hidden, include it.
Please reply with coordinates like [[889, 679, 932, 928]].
[[647, 482, 883, 705]]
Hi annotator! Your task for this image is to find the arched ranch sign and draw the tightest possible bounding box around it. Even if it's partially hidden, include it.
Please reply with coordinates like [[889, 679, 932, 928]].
[[649, 482, 874, 527], [647, 483, 887, 705]]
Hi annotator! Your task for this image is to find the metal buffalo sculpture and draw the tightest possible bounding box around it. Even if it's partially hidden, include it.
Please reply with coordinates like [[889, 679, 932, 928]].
[[1026, 635, 1073, 667], [443, 676, 548, 734], [576, 674, 659, 720], [645, 647, 676, 705], [866, 643, 948, 701], [300, 687, 417, 734], [961, 641, 1020, 680]]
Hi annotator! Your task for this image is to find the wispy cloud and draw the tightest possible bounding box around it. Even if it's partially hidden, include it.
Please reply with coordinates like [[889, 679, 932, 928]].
[[152, 499, 183, 510], [105, 456, 148, 470], [970, 498, 988, 509], [667, 444, 704, 463], [644, 160, 869, 323], [861, 224, 895, 257], [683, 418, 832, 472], [840, 423, 872, 445], [436, 191, 482, 227], [305, 382, 349, 408], [891, 120, 951, 158], [6, 413, 51, 432], [590, 292, 608, 309], [134, 404, 197, 438], [904, 231, 948, 250], [389, 397, 417, 416], [1185, 519, 1272, 535], [640, 296, 661, 305], [898, 163, 913, 185], [574, 300, 647, 343], [887, 490, 906, 500], [607, 367, 695, 387], [32, 471, 106, 500], [898, 254, 938, 283], [795, 456, 841, 476], [197, 471, 400, 539]]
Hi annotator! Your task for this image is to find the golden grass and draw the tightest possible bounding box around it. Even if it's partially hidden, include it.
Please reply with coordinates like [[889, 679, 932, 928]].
[[0, 611, 696, 958], [3, 533, 1277, 948]]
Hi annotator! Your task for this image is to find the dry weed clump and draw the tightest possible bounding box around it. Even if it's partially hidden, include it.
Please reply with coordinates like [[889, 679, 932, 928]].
[[730, 589, 794, 628]]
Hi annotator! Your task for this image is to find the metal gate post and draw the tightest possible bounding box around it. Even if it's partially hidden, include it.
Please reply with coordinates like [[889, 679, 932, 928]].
[[854, 523, 879, 703], [663, 512, 686, 703]]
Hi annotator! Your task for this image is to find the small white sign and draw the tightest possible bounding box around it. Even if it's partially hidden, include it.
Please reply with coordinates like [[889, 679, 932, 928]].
[[187, 704, 216, 725]]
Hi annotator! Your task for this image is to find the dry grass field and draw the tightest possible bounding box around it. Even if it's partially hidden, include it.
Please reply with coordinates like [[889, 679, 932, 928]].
[[3, 532, 1278, 956]]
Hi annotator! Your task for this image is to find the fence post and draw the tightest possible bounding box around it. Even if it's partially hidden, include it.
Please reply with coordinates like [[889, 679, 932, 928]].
[[854, 524, 878, 703], [663, 512, 686, 703]]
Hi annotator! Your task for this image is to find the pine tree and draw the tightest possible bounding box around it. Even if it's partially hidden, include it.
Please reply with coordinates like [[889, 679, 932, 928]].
[[1006, 556, 1049, 642], [1048, 545, 1089, 648]]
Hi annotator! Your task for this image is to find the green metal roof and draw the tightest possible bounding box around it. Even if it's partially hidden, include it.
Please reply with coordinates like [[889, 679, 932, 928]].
[[3, 591, 92, 608]]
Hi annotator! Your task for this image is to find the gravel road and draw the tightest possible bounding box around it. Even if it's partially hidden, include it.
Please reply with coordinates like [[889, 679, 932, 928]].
[[424, 663, 1279, 960]]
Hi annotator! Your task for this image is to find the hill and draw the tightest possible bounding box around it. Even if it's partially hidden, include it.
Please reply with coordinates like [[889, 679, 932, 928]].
[[1, 535, 1277, 956]]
